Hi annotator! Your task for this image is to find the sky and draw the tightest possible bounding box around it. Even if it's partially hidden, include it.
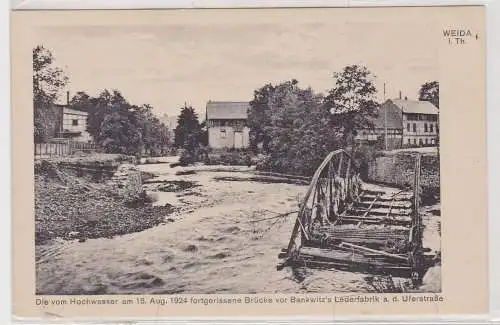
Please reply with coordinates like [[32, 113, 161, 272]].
[[36, 11, 439, 119]]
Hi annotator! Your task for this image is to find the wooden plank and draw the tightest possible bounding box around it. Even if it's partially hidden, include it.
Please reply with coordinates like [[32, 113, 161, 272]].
[[357, 201, 412, 209], [361, 193, 413, 202], [297, 259, 413, 272], [299, 246, 409, 266], [351, 207, 412, 216], [339, 242, 408, 261]]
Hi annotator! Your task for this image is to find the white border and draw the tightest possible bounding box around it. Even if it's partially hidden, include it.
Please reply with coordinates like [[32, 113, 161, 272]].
[[6, 0, 499, 323], [10, 0, 489, 10]]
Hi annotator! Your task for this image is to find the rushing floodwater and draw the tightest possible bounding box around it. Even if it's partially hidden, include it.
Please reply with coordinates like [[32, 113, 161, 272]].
[[36, 163, 441, 295]]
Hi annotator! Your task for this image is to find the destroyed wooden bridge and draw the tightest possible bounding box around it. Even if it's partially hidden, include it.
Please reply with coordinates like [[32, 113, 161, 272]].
[[277, 149, 433, 283]]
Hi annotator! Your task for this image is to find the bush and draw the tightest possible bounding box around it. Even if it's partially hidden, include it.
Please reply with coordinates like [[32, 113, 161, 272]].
[[205, 150, 253, 166], [179, 149, 196, 166]]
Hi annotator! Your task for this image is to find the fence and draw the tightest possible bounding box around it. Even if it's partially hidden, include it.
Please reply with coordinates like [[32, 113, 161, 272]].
[[34, 140, 97, 158]]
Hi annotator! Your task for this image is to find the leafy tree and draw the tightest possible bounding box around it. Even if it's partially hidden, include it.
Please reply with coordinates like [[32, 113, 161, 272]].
[[133, 104, 171, 156], [324, 65, 379, 150], [99, 111, 143, 155], [86, 89, 129, 140], [69, 91, 93, 111], [33, 45, 69, 141], [248, 79, 298, 152], [69, 89, 171, 156], [418, 81, 439, 109], [250, 80, 340, 176], [174, 105, 202, 149]]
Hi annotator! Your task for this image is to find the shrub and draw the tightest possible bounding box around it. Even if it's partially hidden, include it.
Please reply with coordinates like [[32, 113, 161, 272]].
[[205, 150, 254, 166], [179, 149, 196, 166]]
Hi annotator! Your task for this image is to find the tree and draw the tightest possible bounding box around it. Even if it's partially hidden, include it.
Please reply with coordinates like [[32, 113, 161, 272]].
[[33, 45, 69, 141], [174, 105, 202, 149], [69, 91, 93, 112], [418, 81, 439, 109], [99, 111, 143, 155], [85, 89, 129, 140], [324, 65, 379, 151], [248, 79, 298, 152], [248, 80, 340, 176], [133, 104, 171, 156]]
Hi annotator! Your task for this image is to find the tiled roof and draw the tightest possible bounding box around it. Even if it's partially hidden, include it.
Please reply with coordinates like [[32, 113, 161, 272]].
[[391, 99, 439, 115], [206, 101, 249, 120]]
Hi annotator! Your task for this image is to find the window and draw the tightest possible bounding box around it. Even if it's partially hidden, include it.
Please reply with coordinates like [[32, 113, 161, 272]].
[[430, 124, 434, 133], [220, 129, 227, 138], [408, 139, 411, 144], [406, 113, 418, 121], [419, 139, 423, 146], [424, 123, 428, 132], [425, 138, 428, 145], [407, 123, 410, 132], [412, 123, 416, 132], [72, 119, 78, 126], [414, 139, 417, 144], [221, 121, 226, 127]]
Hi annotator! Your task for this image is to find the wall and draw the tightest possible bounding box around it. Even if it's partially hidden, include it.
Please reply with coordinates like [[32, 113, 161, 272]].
[[208, 125, 250, 149], [366, 151, 440, 202], [62, 108, 92, 142]]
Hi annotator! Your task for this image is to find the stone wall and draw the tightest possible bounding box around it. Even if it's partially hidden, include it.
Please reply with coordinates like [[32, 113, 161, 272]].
[[367, 152, 440, 202]]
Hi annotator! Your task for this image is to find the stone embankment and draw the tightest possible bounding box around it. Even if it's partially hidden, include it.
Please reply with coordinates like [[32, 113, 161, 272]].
[[367, 151, 440, 203]]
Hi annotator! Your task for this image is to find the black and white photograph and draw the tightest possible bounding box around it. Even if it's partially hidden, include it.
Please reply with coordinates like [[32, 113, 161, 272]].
[[32, 9, 442, 296]]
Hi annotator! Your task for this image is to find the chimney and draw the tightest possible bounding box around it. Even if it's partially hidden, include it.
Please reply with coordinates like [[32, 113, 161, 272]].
[[66, 91, 70, 106], [399, 91, 402, 99]]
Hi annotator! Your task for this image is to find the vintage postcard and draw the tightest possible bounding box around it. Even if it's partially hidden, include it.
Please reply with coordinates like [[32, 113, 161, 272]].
[[11, 6, 487, 320]]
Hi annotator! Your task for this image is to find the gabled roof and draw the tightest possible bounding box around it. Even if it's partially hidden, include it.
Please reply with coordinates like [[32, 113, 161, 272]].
[[206, 101, 249, 120], [391, 99, 438, 115]]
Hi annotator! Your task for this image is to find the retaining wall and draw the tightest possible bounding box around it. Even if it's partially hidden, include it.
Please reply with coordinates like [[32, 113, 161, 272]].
[[367, 151, 440, 202]]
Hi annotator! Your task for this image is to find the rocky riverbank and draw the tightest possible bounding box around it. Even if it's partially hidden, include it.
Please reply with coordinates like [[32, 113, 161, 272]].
[[35, 159, 175, 245]]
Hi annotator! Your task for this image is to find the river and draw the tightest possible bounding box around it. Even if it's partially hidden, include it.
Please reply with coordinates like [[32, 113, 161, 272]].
[[36, 162, 441, 295]]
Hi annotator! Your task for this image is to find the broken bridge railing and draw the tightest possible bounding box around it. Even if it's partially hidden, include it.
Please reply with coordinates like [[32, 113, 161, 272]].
[[285, 149, 362, 257]]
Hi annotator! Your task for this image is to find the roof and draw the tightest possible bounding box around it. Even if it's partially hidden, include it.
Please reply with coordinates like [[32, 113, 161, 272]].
[[206, 101, 249, 120], [391, 99, 438, 115]]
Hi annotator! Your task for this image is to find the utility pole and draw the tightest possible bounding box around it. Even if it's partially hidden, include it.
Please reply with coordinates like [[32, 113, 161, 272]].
[[384, 83, 388, 151]]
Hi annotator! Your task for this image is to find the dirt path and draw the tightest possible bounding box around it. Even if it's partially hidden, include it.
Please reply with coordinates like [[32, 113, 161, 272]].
[[36, 163, 440, 295]]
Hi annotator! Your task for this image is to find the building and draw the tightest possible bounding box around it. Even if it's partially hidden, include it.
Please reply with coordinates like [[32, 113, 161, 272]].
[[55, 105, 92, 142], [356, 97, 439, 150], [42, 92, 92, 143], [206, 101, 250, 149]]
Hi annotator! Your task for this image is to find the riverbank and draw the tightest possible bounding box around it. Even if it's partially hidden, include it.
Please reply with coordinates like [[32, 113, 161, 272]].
[[35, 158, 175, 245]]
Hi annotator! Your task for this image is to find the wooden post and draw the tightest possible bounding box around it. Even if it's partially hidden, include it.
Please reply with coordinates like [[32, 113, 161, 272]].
[[337, 154, 344, 176]]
